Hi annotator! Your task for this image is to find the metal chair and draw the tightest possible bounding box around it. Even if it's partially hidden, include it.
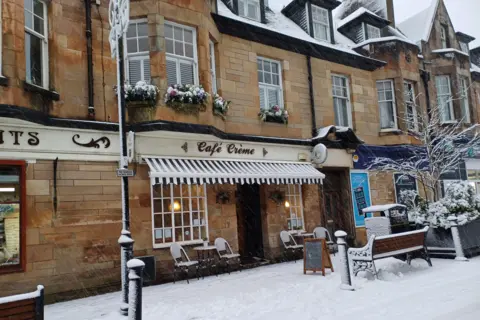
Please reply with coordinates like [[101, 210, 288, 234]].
[[170, 242, 201, 284], [280, 230, 303, 262], [214, 237, 241, 274], [313, 226, 337, 255]]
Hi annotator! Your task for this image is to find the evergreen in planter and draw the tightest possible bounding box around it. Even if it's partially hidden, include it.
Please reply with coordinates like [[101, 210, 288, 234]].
[[164, 84, 209, 115], [117, 81, 160, 123], [212, 94, 231, 120], [258, 105, 289, 125]]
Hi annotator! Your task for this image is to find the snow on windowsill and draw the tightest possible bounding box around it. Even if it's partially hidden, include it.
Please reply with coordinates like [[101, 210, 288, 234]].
[[431, 48, 470, 57], [352, 36, 416, 49], [153, 239, 204, 249], [337, 7, 381, 29]]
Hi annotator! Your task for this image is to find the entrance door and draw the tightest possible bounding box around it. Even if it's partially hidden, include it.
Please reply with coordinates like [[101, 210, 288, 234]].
[[324, 191, 341, 237], [236, 184, 264, 259]]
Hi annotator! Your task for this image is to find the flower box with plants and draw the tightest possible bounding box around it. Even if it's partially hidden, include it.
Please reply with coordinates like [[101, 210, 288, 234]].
[[258, 105, 289, 124], [115, 81, 160, 123], [164, 84, 209, 114], [212, 94, 231, 120]]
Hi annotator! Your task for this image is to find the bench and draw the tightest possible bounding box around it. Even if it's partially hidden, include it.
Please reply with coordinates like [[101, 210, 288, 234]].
[[348, 226, 432, 278], [0, 285, 44, 320]]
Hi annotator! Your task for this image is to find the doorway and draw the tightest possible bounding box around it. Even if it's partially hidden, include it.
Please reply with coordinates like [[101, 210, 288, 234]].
[[236, 184, 264, 259]]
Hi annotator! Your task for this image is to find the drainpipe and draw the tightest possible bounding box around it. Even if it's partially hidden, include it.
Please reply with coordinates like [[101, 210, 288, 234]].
[[85, 0, 95, 120], [307, 56, 317, 137], [420, 67, 431, 117]]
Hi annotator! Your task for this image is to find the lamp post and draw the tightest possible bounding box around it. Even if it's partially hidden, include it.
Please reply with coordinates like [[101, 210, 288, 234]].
[[108, 0, 133, 315]]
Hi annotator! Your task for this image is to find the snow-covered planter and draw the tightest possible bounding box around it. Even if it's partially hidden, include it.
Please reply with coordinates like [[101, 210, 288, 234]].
[[258, 105, 289, 125], [116, 81, 160, 123], [164, 84, 209, 115], [212, 94, 231, 120]]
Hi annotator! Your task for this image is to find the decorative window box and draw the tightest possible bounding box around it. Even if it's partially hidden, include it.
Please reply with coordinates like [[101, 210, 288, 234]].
[[265, 115, 286, 124], [166, 101, 207, 115], [126, 100, 157, 123]]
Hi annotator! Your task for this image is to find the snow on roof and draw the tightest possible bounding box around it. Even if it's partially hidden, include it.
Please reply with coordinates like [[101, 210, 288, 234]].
[[431, 48, 470, 57], [217, 1, 365, 57], [362, 204, 406, 213], [337, 7, 381, 29], [315, 125, 350, 140], [352, 36, 416, 49], [471, 63, 480, 73], [397, 0, 439, 43]]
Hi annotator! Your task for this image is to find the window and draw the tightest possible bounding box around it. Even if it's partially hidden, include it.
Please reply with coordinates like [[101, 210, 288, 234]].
[[24, 0, 48, 88], [125, 20, 150, 85], [366, 24, 381, 40], [165, 21, 198, 86], [435, 75, 454, 122], [257, 57, 283, 110], [238, 0, 260, 21], [152, 184, 208, 247], [331, 75, 352, 127], [440, 25, 447, 48], [286, 185, 304, 231], [404, 81, 418, 131], [459, 76, 470, 123], [0, 162, 25, 273], [459, 41, 469, 53], [312, 5, 330, 42], [209, 40, 217, 94], [376, 80, 397, 130]]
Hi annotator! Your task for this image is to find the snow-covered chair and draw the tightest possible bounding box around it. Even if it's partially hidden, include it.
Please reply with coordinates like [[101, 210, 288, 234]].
[[365, 217, 392, 239], [170, 242, 200, 284], [215, 237, 241, 274], [313, 226, 337, 255], [280, 230, 303, 262]]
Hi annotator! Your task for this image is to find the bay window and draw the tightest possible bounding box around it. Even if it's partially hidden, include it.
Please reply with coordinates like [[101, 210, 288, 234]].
[[331, 75, 352, 127], [125, 20, 150, 85], [0, 161, 25, 273], [459, 76, 470, 123], [165, 21, 198, 86], [286, 184, 304, 231], [24, 0, 48, 88], [312, 5, 330, 42], [404, 81, 418, 131], [152, 184, 208, 248], [376, 80, 397, 130], [238, 0, 260, 22], [257, 57, 283, 110], [435, 75, 454, 122]]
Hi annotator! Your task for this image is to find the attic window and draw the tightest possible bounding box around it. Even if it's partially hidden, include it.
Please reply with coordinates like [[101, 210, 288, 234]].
[[440, 25, 447, 48], [238, 0, 261, 22], [459, 42, 469, 53], [366, 24, 381, 40], [312, 5, 330, 42]]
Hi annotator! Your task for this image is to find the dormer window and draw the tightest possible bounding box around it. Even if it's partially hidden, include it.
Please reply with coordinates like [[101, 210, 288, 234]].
[[460, 42, 469, 53], [440, 25, 447, 48], [238, 0, 260, 21], [312, 5, 330, 42], [366, 24, 381, 40]]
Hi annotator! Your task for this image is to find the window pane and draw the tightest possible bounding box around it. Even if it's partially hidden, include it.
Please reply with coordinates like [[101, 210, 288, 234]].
[[138, 38, 149, 52], [127, 39, 137, 53], [154, 215, 163, 228], [272, 62, 278, 74], [257, 71, 263, 83], [264, 61, 271, 72], [33, 16, 44, 35], [126, 24, 136, 38], [33, 0, 44, 18], [25, 0, 33, 11], [174, 41, 184, 56], [25, 12, 33, 30], [25, 33, 43, 87], [165, 39, 174, 54], [185, 44, 194, 58], [174, 27, 183, 41], [165, 24, 173, 38], [184, 30, 193, 44], [179, 62, 194, 85], [137, 23, 148, 37], [264, 72, 271, 84]]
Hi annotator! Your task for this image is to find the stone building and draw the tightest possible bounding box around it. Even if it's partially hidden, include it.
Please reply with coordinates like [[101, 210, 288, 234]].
[[0, 0, 478, 302]]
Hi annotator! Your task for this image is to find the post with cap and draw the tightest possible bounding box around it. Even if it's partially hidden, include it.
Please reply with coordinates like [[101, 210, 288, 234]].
[[447, 216, 468, 261], [128, 259, 145, 320], [335, 230, 354, 290]]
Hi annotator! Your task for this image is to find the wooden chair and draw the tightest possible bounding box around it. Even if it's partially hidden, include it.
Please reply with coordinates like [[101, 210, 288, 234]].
[[0, 285, 44, 320], [280, 230, 303, 262], [313, 226, 337, 255], [170, 243, 201, 284], [214, 237, 241, 274]]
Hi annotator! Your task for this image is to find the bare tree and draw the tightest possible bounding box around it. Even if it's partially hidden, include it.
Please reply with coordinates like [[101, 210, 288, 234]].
[[368, 90, 480, 202]]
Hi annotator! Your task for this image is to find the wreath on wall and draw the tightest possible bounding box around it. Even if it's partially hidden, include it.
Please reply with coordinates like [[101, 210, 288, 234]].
[[269, 190, 285, 205]]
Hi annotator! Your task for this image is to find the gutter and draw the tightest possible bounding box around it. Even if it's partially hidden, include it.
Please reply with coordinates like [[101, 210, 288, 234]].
[[85, 0, 95, 120]]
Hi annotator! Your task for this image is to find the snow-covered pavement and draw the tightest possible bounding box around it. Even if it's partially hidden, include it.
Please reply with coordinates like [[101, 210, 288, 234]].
[[46, 256, 480, 320]]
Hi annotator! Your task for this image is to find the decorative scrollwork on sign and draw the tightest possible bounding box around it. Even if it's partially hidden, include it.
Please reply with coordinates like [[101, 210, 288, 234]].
[[181, 142, 188, 153], [72, 134, 111, 149], [263, 148, 268, 157]]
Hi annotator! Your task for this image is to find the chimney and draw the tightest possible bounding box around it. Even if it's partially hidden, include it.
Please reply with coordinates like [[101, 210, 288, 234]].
[[385, 0, 395, 27]]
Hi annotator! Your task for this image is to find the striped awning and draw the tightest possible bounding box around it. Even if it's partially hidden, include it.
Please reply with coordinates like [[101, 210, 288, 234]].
[[144, 157, 324, 185]]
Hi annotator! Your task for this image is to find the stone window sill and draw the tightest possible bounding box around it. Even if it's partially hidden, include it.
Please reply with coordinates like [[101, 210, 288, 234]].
[[379, 129, 403, 136], [153, 239, 204, 249], [0, 264, 24, 275], [23, 81, 60, 101], [0, 76, 8, 87]]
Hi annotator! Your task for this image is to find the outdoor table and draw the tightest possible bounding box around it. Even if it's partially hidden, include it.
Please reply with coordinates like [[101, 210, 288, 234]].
[[294, 233, 314, 244], [193, 245, 218, 276]]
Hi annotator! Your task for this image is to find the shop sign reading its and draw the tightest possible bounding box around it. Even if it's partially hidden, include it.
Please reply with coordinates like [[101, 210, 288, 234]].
[[197, 142, 256, 156], [0, 130, 40, 146]]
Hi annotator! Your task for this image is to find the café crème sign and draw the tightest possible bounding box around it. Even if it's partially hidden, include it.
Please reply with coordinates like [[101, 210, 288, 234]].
[[197, 142, 256, 156]]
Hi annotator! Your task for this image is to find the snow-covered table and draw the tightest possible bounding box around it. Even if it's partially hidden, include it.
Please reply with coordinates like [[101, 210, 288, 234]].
[[194, 245, 218, 276]]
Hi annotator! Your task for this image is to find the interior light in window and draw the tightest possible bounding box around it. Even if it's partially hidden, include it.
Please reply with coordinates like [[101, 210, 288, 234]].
[[169, 201, 181, 211], [284, 201, 290, 208], [0, 188, 15, 192]]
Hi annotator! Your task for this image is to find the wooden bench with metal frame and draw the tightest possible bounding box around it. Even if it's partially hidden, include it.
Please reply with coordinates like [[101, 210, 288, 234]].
[[347, 226, 432, 278], [0, 285, 44, 320]]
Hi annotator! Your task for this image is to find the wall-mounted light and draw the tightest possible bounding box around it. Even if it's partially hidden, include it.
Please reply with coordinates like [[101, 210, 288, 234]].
[[0, 188, 15, 192], [284, 201, 290, 208]]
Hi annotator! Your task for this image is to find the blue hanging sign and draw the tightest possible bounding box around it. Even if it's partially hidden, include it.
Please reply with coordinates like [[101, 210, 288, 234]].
[[350, 171, 372, 227]]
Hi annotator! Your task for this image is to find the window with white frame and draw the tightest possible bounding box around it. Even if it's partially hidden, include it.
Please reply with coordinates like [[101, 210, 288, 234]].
[[125, 20, 150, 85], [459, 76, 470, 123], [376, 80, 397, 130], [24, 0, 48, 88], [238, 0, 260, 21], [404, 81, 418, 131], [257, 57, 283, 110], [312, 5, 330, 42], [435, 75, 454, 122], [165, 21, 197, 86], [286, 184, 304, 231], [209, 40, 217, 94], [366, 24, 381, 40], [459, 41, 469, 53], [331, 75, 351, 127], [440, 25, 447, 48], [152, 184, 208, 247]]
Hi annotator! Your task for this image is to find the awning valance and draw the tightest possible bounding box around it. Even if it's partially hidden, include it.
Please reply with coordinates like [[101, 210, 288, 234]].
[[144, 157, 324, 185]]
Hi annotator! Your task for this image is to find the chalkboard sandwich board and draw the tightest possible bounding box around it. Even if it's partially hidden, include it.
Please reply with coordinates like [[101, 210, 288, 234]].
[[303, 238, 334, 276]]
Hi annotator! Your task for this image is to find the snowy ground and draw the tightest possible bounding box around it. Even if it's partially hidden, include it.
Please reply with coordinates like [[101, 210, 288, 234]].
[[46, 256, 480, 320]]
